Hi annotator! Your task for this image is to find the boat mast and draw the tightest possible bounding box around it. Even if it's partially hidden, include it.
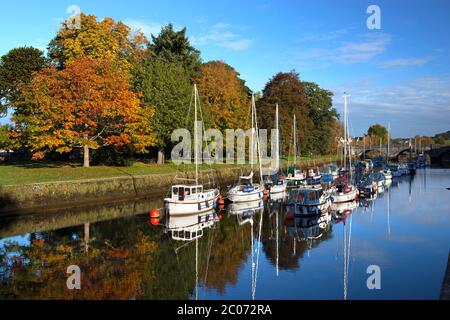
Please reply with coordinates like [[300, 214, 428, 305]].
[[275, 104, 279, 174], [251, 95, 255, 172], [387, 122, 390, 163], [253, 96, 263, 185], [194, 84, 199, 185], [293, 114, 297, 167], [343, 93, 348, 169]]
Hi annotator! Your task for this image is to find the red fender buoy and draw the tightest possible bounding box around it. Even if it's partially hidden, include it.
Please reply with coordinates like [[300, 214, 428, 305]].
[[285, 211, 295, 220], [150, 209, 160, 218], [150, 217, 160, 225]]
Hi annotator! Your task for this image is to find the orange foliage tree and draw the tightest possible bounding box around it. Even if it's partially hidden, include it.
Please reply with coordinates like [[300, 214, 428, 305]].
[[195, 61, 250, 131], [48, 14, 147, 69], [16, 57, 156, 166]]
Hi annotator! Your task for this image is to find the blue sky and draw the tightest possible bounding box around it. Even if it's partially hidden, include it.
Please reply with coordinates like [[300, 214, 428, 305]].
[[1, 0, 449, 137]]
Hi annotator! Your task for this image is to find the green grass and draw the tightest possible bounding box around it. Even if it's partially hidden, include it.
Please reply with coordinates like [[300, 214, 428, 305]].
[[0, 154, 338, 186], [0, 161, 240, 185]]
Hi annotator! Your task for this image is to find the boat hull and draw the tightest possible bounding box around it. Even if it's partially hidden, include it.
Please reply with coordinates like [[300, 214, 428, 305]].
[[269, 182, 287, 194], [164, 193, 219, 215], [227, 186, 264, 203], [332, 188, 358, 203]]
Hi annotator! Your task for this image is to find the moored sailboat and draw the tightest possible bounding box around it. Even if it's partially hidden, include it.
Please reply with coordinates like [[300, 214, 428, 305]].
[[227, 95, 264, 202], [164, 84, 220, 215]]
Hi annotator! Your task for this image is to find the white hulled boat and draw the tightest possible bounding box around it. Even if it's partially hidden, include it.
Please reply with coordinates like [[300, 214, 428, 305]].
[[164, 84, 220, 215], [227, 95, 264, 202]]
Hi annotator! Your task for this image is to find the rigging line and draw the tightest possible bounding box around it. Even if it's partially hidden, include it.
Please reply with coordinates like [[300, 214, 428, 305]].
[[252, 98, 264, 185], [197, 90, 216, 187], [175, 88, 195, 179]]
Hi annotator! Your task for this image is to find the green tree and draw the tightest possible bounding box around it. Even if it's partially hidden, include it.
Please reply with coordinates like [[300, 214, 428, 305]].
[[0, 125, 11, 150], [0, 47, 48, 116], [368, 124, 388, 144], [303, 82, 338, 155], [148, 23, 201, 79], [132, 58, 192, 164], [257, 71, 310, 156]]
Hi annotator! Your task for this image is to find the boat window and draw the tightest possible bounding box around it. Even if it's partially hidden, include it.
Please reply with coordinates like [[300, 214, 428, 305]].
[[172, 187, 178, 195], [198, 186, 203, 193], [192, 188, 197, 194], [309, 191, 318, 201], [185, 231, 191, 239], [296, 192, 305, 202], [185, 188, 191, 196], [173, 231, 178, 237]]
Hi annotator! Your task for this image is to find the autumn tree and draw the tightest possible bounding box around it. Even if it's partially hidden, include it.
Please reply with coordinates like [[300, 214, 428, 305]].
[[257, 71, 310, 156], [0, 47, 48, 116], [195, 61, 250, 131], [148, 23, 201, 79], [16, 57, 156, 167], [48, 14, 147, 69], [0, 125, 11, 151], [132, 58, 192, 164]]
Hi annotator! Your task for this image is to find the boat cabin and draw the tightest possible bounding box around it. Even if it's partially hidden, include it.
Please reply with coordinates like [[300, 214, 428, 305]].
[[170, 185, 204, 201], [289, 187, 324, 205]]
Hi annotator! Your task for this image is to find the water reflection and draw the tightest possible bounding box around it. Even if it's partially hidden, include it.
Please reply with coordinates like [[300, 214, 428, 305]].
[[0, 169, 449, 300]]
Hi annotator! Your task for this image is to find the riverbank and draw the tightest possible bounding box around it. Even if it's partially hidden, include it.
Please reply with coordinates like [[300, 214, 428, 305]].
[[0, 155, 338, 213]]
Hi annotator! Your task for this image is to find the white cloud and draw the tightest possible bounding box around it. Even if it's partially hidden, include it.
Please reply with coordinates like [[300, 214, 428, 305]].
[[298, 29, 348, 43], [192, 23, 253, 52], [219, 39, 253, 51], [330, 75, 450, 137], [124, 19, 162, 38], [379, 57, 429, 68], [283, 32, 391, 68]]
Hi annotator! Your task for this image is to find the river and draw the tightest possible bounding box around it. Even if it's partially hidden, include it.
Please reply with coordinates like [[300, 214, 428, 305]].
[[0, 168, 449, 299]]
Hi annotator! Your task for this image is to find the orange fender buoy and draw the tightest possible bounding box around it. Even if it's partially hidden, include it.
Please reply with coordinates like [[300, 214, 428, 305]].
[[150, 209, 160, 218], [150, 217, 160, 225]]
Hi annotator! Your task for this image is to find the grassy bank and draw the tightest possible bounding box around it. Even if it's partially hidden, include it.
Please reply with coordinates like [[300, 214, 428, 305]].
[[0, 154, 338, 186]]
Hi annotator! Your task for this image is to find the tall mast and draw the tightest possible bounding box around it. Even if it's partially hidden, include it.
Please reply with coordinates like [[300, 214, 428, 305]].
[[387, 122, 390, 162], [194, 84, 198, 185], [293, 114, 297, 167], [343, 93, 348, 169], [251, 95, 255, 171], [363, 136, 366, 161], [253, 97, 264, 185], [275, 104, 279, 173]]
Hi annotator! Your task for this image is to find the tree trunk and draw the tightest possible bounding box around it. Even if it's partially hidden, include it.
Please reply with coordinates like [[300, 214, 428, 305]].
[[83, 145, 90, 167], [157, 149, 165, 165]]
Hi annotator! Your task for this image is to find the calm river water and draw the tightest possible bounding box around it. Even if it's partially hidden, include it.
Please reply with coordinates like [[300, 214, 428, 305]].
[[0, 168, 449, 299]]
